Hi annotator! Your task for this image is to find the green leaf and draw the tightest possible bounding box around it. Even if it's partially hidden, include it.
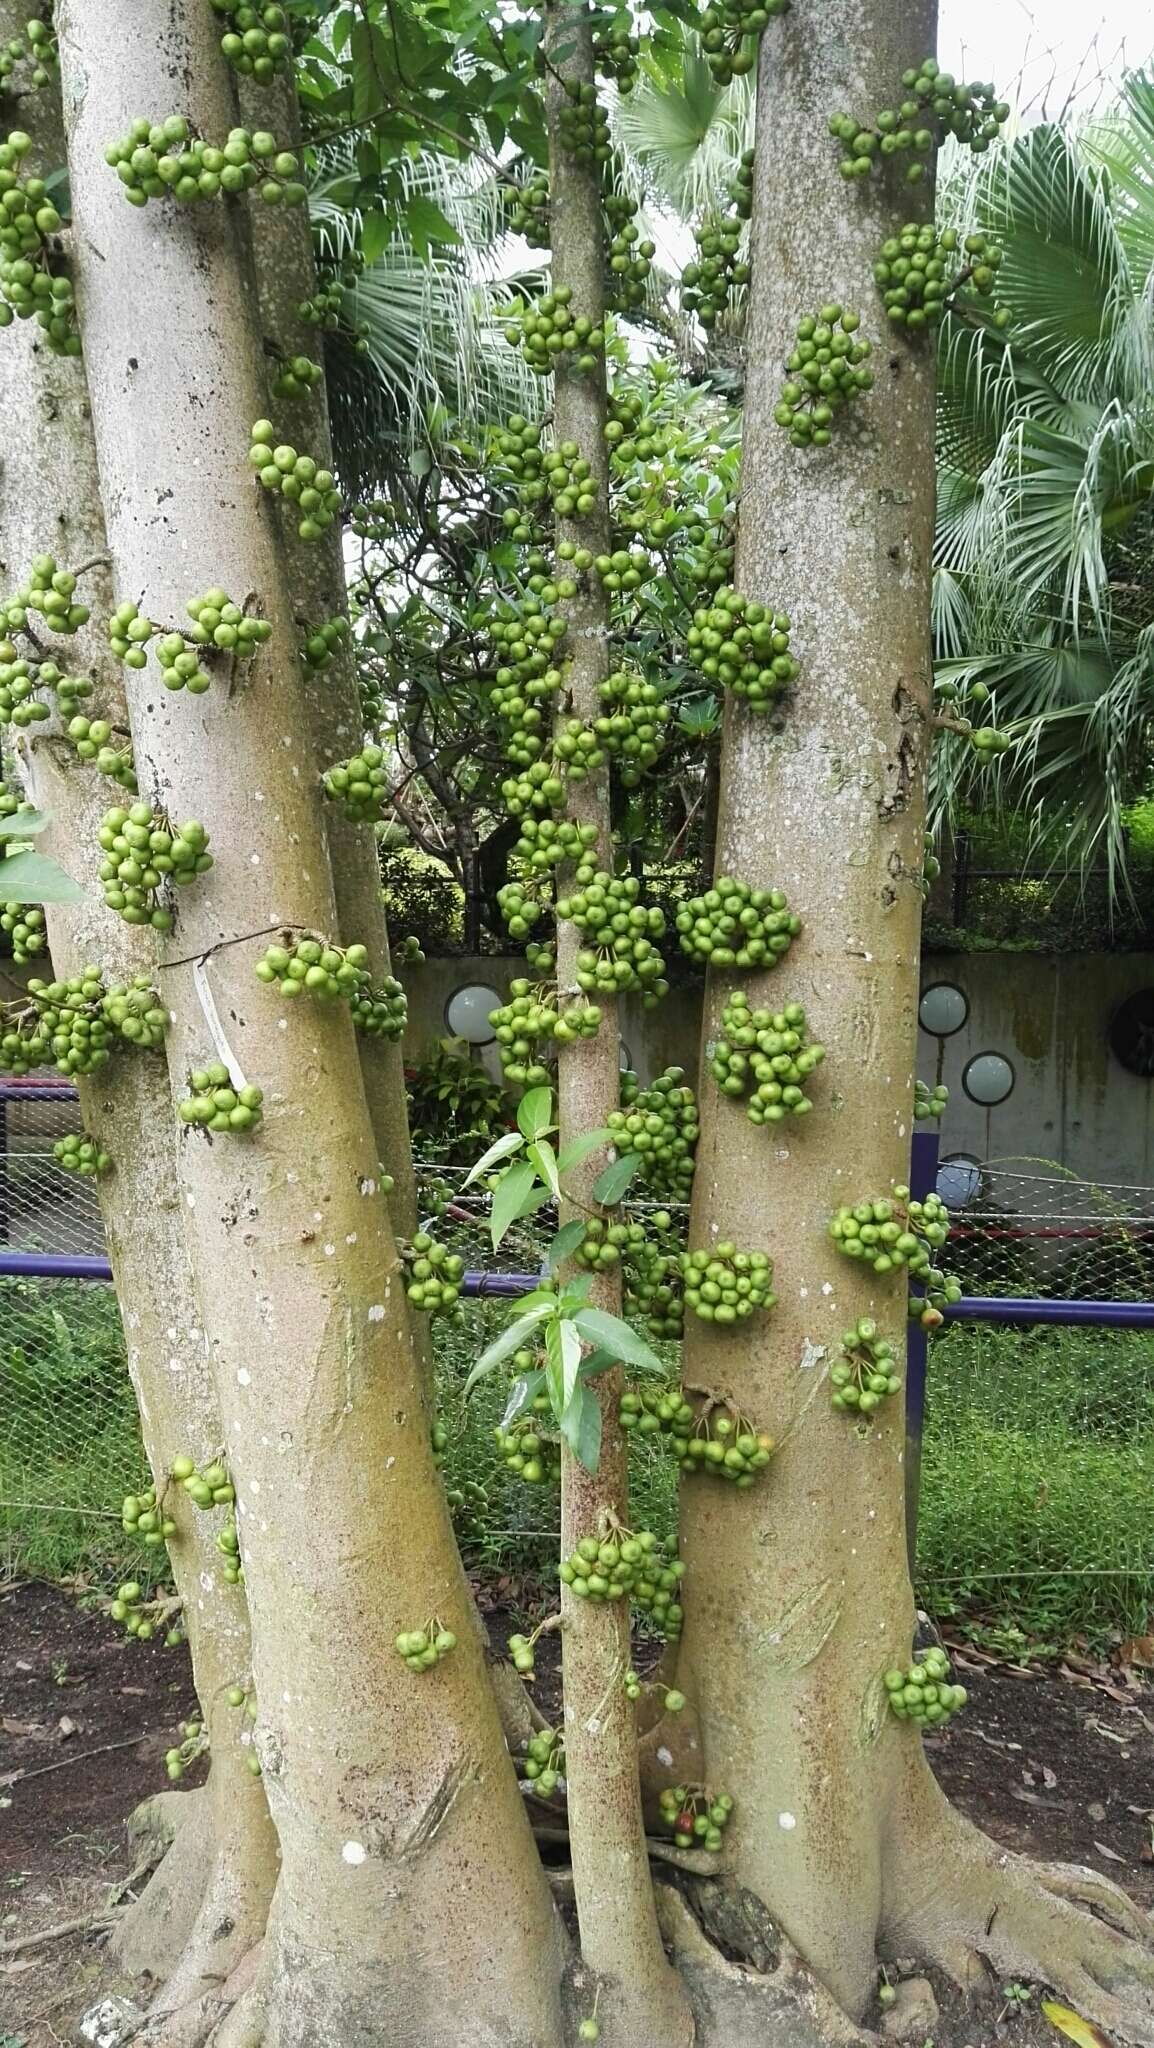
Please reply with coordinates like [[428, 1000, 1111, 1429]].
[[556, 1127, 611, 1171], [360, 210, 391, 267], [527, 1137, 560, 1200], [558, 1381, 601, 1474], [571, 1306, 665, 1375], [547, 1218, 588, 1272], [490, 1159, 539, 1250], [516, 1087, 554, 1140], [461, 1129, 523, 1187], [405, 194, 464, 261], [501, 1368, 545, 1429], [0, 809, 49, 839], [579, 1346, 617, 1380], [592, 1153, 642, 1207], [464, 1303, 554, 1396], [0, 848, 84, 903]]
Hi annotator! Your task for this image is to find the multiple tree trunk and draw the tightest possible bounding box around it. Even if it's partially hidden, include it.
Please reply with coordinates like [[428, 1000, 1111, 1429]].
[[0, 0, 1144, 2042]]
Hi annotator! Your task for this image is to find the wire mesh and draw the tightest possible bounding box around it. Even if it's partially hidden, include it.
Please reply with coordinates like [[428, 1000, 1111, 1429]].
[[3, 1090, 1154, 1624], [942, 1158, 1154, 1301]]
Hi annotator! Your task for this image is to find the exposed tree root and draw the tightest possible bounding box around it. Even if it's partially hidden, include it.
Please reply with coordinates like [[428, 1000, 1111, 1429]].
[[887, 1771, 1154, 2047], [142, 1838, 275, 2024], [112, 1790, 214, 1985], [655, 1882, 870, 2048]]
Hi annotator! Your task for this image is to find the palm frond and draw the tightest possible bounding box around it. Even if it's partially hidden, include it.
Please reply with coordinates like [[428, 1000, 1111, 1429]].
[[611, 32, 752, 220], [308, 144, 539, 495], [1082, 68, 1154, 290], [975, 123, 1136, 402]]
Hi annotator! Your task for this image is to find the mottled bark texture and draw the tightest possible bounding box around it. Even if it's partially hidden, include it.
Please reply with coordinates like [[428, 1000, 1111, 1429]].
[[55, 6, 563, 2044], [546, 11, 695, 2043], [0, 24, 276, 2022], [676, 7, 1154, 2042]]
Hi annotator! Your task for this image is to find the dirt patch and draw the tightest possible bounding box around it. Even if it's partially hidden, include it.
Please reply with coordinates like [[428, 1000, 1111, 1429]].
[[929, 1655, 1154, 1907], [2, 1583, 1152, 2046], [0, 1581, 201, 2045]]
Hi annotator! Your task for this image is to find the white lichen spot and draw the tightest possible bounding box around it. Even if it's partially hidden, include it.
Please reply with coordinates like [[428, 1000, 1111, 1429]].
[[250, 854, 260, 866], [368, 1303, 385, 1322], [127, 1312, 140, 1331], [282, 1689, 291, 1704], [360, 1177, 377, 1196], [385, 1454, 396, 1470], [656, 1745, 673, 1768], [278, 1018, 288, 1031], [342, 1840, 367, 1865], [254, 790, 265, 802], [799, 1339, 825, 1373], [199, 1571, 216, 1594], [324, 1242, 335, 1257], [345, 1232, 357, 1245], [166, 1325, 177, 1341], [237, 1367, 252, 1387], [249, 1478, 261, 1495], [778, 1812, 797, 1831], [821, 1281, 833, 1296], [799, 1286, 809, 1301], [185, 1192, 196, 1209], [585, 1715, 602, 1736]]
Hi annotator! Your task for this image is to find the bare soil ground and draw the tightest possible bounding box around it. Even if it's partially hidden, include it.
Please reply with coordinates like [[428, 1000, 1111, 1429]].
[[2, 1581, 1152, 2046]]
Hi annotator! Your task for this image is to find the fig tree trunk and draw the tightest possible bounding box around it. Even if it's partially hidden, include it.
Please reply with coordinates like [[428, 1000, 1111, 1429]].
[[675, 8, 1154, 2043], [0, 22, 277, 2018], [55, 6, 563, 2044], [546, 11, 693, 2043]]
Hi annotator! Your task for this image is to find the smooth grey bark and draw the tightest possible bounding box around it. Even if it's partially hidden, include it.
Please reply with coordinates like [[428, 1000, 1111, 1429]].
[[676, 0, 943, 2016], [0, 29, 277, 2017], [55, 6, 563, 2044]]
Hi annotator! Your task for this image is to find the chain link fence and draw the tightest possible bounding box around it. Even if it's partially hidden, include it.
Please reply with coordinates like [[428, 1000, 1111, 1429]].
[[941, 1156, 1154, 1300], [3, 1088, 1154, 1643]]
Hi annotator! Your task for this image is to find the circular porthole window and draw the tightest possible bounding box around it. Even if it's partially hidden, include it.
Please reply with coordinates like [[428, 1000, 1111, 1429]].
[[937, 1153, 982, 1210], [444, 984, 502, 1047], [1108, 988, 1154, 1078], [919, 982, 968, 1037], [962, 1051, 1015, 1107]]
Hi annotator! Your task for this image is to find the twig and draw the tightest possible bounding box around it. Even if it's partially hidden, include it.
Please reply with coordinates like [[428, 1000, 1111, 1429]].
[[3, 1734, 144, 1785], [156, 920, 309, 971], [0, 1908, 121, 1954], [530, 1822, 719, 1876]]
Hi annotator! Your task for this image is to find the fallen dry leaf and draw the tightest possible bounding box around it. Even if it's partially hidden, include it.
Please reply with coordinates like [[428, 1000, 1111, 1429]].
[[1042, 1999, 1113, 2048], [1093, 1842, 1126, 1864], [1118, 1636, 1154, 1669], [0, 1717, 48, 1740], [57, 1715, 77, 1738]]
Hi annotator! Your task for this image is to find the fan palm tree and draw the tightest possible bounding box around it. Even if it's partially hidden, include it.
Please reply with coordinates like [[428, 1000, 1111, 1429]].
[[308, 145, 540, 499], [931, 80, 1154, 886]]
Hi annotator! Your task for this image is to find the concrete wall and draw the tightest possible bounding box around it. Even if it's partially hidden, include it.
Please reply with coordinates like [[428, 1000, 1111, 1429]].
[[404, 950, 1154, 1187], [922, 951, 1154, 1186], [403, 954, 703, 1088]]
